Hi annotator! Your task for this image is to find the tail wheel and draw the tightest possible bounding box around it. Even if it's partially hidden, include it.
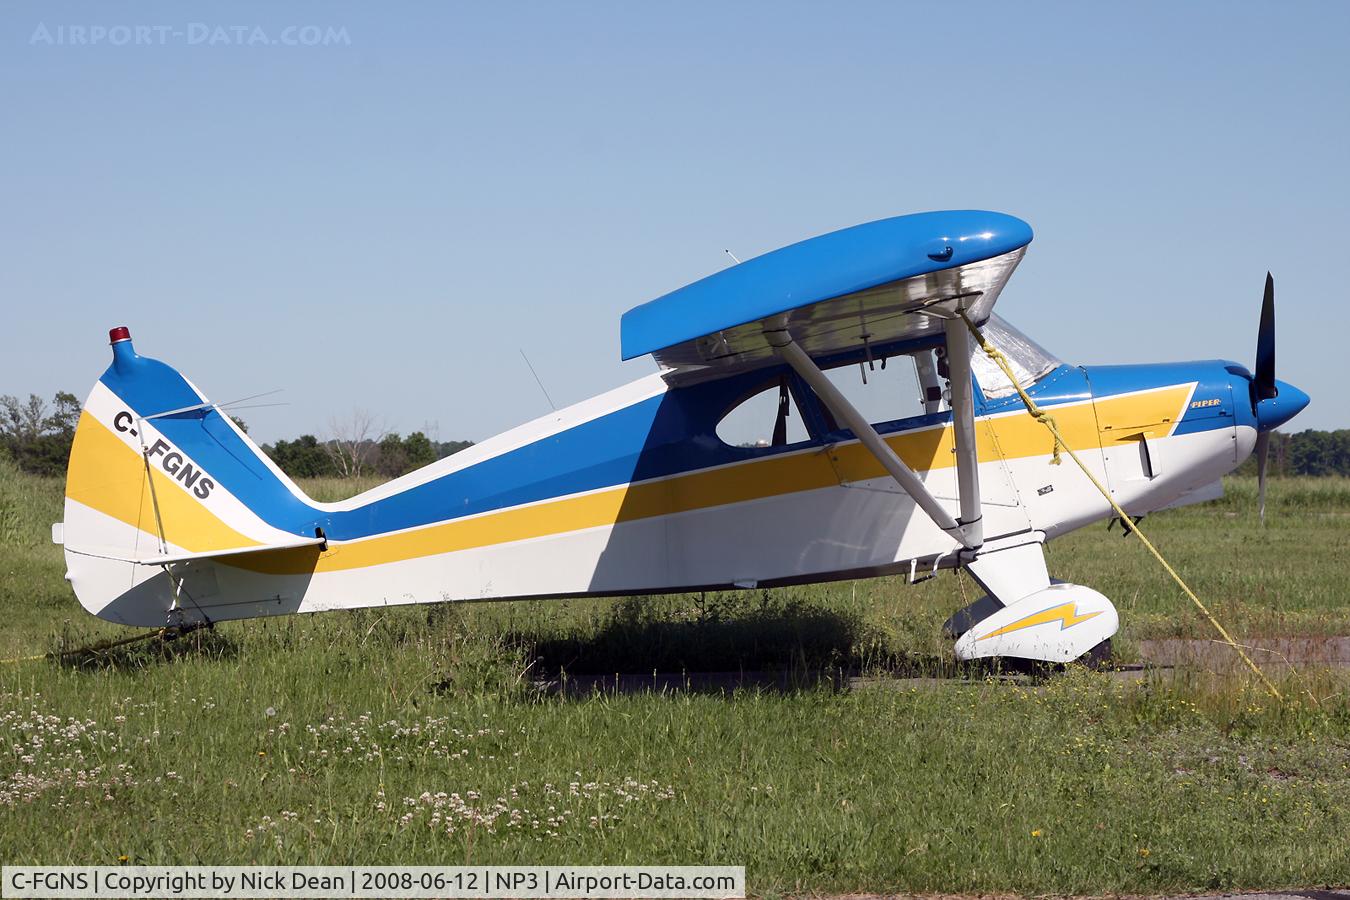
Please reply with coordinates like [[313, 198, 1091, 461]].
[[1081, 638, 1114, 670]]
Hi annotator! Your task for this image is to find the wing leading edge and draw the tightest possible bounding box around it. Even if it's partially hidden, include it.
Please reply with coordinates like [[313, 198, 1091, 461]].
[[620, 210, 1032, 385]]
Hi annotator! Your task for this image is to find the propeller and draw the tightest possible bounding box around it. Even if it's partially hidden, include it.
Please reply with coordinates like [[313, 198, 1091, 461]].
[[1256, 430, 1269, 525], [1254, 273, 1277, 402], [1253, 273, 1276, 524], [1241, 272, 1307, 521]]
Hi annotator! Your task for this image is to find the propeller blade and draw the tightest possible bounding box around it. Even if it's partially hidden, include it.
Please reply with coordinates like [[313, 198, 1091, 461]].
[[1256, 430, 1270, 525], [1254, 272, 1277, 402]]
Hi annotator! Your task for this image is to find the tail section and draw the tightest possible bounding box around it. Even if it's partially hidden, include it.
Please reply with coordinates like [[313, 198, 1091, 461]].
[[59, 327, 322, 624]]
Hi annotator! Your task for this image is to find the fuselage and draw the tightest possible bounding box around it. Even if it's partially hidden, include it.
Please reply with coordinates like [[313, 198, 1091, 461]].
[[64, 341, 1282, 627]]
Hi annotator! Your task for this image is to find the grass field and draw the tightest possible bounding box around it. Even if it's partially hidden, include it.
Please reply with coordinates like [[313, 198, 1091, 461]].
[[1, 460, 1348, 894]]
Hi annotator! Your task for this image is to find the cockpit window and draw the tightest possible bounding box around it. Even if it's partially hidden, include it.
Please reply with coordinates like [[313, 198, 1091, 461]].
[[969, 314, 1062, 399], [716, 377, 812, 448]]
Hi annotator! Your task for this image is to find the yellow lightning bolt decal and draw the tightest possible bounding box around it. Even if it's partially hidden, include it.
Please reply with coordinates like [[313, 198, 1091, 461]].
[[977, 601, 1103, 641]]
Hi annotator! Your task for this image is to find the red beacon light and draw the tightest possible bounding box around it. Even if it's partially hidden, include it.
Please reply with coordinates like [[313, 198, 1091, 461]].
[[108, 326, 132, 344]]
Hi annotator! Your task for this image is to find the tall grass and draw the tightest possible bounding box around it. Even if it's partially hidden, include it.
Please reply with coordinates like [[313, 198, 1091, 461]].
[[1, 468, 1347, 890], [1205, 474, 1350, 513], [295, 475, 389, 503], [0, 456, 61, 547]]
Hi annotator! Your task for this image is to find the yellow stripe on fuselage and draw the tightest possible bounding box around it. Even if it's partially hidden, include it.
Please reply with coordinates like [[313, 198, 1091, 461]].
[[238, 383, 1193, 575], [69, 385, 1193, 576], [65, 411, 260, 554]]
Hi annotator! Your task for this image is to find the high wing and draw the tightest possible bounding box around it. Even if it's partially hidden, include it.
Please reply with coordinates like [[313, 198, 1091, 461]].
[[620, 210, 1036, 552], [620, 210, 1032, 385]]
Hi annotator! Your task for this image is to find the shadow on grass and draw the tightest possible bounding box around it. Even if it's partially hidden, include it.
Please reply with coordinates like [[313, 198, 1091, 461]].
[[46, 623, 241, 672], [494, 594, 986, 697]]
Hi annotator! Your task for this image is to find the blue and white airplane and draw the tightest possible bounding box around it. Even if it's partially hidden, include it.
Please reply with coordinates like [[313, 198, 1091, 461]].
[[53, 210, 1309, 664]]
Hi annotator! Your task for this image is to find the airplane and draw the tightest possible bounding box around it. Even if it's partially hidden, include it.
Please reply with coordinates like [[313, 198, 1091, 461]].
[[52, 210, 1310, 665]]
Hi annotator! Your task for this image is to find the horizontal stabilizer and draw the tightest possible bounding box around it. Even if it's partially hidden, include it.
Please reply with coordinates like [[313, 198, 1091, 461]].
[[66, 535, 326, 567]]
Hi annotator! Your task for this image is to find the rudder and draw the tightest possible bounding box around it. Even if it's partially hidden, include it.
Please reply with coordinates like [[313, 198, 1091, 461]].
[[59, 327, 321, 623]]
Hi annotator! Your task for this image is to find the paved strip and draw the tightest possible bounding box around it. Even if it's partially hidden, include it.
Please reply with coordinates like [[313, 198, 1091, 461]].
[[1137, 636, 1350, 672]]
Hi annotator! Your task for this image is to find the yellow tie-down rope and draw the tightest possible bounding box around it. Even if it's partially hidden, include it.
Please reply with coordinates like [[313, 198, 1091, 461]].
[[0, 628, 173, 666], [957, 311, 1293, 704]]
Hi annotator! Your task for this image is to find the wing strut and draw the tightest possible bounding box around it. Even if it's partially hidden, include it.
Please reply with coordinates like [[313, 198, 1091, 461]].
[[941, 316, 984, 548], [762, 321, 981, 550]]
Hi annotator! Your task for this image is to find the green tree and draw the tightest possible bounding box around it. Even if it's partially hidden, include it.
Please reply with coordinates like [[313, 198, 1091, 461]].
[[375, 432, 409, 478], [49, 392, 80, 437], [372, 432, 442, 478], [404, 432, 437, 471], [0, 392, 81, 476], [268, 435, 337, 478], [437, 439, 474, 459]]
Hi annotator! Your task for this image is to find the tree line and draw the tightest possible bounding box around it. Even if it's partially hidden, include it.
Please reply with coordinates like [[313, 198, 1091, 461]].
[[0, 392, 81, 476], [1234, 429, 1350, 478], [265, 432, 474, 479], [0, 392, 473, 479]]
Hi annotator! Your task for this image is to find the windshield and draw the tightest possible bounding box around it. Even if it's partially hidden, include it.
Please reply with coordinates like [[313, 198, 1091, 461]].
[[968, 314, 1062, 399]]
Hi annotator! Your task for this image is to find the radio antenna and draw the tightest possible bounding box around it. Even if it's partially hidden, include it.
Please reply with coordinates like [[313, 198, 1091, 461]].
[[519, 349, 557, 412]]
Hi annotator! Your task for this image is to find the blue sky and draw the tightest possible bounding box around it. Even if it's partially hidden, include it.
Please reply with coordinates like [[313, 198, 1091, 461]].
[[2, 1, 1347, 442]]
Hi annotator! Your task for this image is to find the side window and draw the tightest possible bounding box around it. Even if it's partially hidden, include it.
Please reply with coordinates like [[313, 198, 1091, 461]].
[[716, 378, 812, 448], [818, 350, 940, 430]]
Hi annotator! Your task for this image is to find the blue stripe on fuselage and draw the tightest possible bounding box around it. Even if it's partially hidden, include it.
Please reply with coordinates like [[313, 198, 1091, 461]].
[[109, 350, 1225, 545]]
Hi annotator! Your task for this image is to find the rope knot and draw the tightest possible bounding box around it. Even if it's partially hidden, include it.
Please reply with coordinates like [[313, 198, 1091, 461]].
[[1030, 410, 1065, 464]]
